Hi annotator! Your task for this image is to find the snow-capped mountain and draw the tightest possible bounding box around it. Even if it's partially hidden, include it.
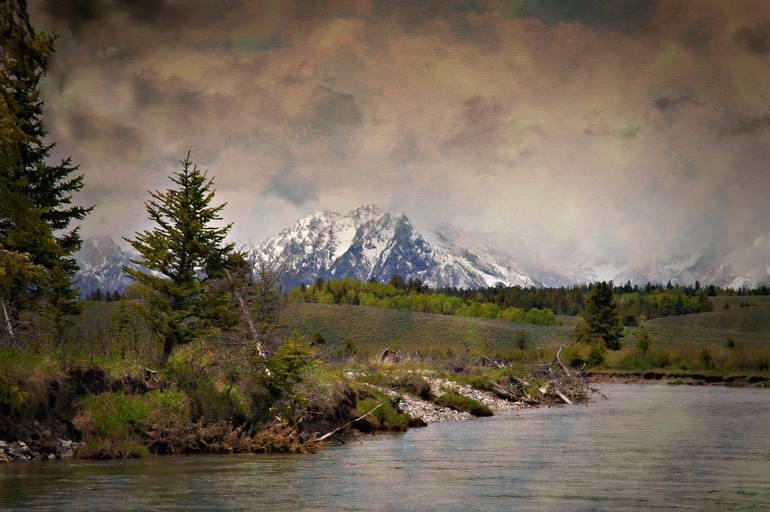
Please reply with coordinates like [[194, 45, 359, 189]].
[[74, 236, 134, 297], [73, 209, 768, 294], [253, 205, 539, 289]]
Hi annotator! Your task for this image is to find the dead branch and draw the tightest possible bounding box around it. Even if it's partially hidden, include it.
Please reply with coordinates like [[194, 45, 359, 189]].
[[317, 402, 385, 442]]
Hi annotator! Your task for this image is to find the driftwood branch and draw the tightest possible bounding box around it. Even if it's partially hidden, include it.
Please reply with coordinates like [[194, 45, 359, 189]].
[[317, 402, 385, 442]]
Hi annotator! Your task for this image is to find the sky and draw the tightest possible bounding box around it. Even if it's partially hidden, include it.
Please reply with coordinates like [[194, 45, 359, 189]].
[[29, 0, 770, 281]]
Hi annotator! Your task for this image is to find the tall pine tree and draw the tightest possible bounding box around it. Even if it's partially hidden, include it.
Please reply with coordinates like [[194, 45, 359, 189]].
[[1, 0, 91, 335], [124, 152, 242, 366], [580, 281, 623, 350]]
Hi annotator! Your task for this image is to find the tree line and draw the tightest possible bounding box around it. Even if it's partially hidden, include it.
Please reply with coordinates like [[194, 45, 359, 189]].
[[288, 276, 558, 325], [436, 281, 719, 325]]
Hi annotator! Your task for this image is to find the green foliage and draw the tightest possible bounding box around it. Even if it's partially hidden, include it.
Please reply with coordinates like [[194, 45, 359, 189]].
[[310, 331, 326, 346], [392, 373, 433, 400], [586, 343, 606, 367], [579, 282, 623, 350], [0, 373, 28, 408], [636, 327, 651, 352], [700, 349, 713, 369], [339, 336, 358, 358], [289, 277, 557, 326], [0, 2, 91, 331], [355, 394, 411, 431], [434, 391, 492, 417], [514, 329, 531, 350], [164, 341, 251, 422], [264, 338, 313, 400], [123, 152, 242, 365], [75, 389, 191, 457], [355, 386, 411, 432]]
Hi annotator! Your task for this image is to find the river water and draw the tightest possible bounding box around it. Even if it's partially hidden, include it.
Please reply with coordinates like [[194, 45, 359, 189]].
[[2, 384, 769, 511]]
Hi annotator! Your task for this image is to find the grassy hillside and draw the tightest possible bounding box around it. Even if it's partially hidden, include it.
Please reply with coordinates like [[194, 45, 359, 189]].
[[643, 296, 770, 347], [282, 303, 577, 356]]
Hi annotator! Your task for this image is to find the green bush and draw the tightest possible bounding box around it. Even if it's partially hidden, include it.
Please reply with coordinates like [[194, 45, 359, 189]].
[[434, 391, 492, 417], [586, 343, 606, 367], [0, 374, 28, 408], [75, 389, 191, 458], [355, 395, 411, 431], [392, 374, 433, 400]]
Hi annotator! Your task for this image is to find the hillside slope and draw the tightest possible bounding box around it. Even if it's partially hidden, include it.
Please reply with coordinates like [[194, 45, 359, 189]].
[[282, 303, 577, 355], [643, 296, 770, 347]]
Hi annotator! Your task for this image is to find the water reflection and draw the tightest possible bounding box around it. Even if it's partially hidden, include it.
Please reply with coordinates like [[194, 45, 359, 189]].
[[1, 384, 769, 511]]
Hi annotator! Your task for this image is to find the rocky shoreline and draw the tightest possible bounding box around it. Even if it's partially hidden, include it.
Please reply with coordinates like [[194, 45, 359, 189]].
[[367, 375, 527, 425], [0, 438, 81, 464]]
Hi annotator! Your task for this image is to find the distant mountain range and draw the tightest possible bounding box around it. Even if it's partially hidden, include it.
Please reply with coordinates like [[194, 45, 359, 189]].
[[252, 205, 538, 290], [73, 205, 769, 295], [74, 236, 134, 297]]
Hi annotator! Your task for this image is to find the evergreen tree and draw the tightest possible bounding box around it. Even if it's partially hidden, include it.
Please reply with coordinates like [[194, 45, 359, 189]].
[[1, 0, 91, 335], [0, 183, 51, 341], [581, 281, 623, 350], [124, 152, 242, 366]]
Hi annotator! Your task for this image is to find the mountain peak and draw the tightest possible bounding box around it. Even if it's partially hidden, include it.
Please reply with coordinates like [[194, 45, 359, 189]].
[[253, 205, 538, 289], [75, 235, 135, 296]]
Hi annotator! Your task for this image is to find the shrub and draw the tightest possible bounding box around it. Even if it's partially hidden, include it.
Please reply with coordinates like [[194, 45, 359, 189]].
[[434, 391, 492, 417], [586, 343, 606, 367], [0, 374, 28, 409], [700, 349, 713, 369], [355, 395, 411, 431], [74, 389, 191, 458], [393, 374, 433, 400], [514, 330, 531, 350], [310, 331, 326, 346], [636, 328, 651, 353]]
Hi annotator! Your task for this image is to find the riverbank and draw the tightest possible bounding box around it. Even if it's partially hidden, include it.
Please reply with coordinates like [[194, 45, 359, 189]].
[[0, 370, 522, 464], [587, 370, 770, 387], [1, 341, 591, 464]]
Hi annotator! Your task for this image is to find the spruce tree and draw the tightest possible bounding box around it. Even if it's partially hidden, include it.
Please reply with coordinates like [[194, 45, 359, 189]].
[[124, 152, 242, 366], [581, 281, 623, 350], [1, 0, 91, 334]]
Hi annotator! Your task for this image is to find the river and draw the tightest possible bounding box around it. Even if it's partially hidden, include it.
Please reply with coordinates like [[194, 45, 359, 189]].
[[2, 384, 769, 511]]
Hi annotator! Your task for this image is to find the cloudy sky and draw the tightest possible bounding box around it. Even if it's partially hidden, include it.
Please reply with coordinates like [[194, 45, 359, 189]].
[[30, 0, 770, 280]]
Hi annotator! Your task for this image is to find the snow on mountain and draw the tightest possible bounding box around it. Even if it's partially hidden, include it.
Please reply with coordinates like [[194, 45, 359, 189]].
[[73, 210, 768, 295], [74, 236, 134, 297], [252, 205, 539, 289]]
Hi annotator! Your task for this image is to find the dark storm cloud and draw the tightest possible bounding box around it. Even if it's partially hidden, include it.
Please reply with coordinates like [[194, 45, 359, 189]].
[[25, 0, 770, 283], [654, 96, 704, 112], [444, 96, 506, 151], [506, 0, 656, 31], [132, 71, 208, 111], [65, 111, 143, 157], [719, 112, 770, 138], [733, 21, 770, 55], [373, 0, 489, 38], [42, 0, 246, 29], [266, 164, 319, 206]]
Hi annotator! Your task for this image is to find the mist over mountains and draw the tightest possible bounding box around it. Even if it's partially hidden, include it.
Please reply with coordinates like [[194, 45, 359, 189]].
[[74, 205, 769, 296]]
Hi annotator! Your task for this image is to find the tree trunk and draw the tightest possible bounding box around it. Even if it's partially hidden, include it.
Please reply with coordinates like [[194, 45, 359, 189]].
[[1, 298, 15, 343], [159, 337, 175, 367]]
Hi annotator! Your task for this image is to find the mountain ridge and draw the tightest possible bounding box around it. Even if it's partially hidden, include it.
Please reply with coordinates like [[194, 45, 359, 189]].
[[73, 205, 769, 293], [252, 205, 539, 289]]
